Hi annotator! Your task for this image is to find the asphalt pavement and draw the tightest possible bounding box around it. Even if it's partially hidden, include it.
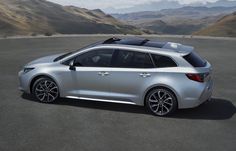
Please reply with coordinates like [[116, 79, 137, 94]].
[[0, 35, 235, 151]]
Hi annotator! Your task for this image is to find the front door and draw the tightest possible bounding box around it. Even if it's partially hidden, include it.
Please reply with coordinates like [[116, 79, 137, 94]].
[[72, 48, 114, 100]]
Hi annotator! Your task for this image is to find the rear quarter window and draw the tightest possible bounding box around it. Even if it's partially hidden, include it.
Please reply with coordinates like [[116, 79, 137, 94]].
[[183, 52, 206, 67]]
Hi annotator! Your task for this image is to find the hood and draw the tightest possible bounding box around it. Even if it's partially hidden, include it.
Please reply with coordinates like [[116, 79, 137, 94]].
[[26, 53, 63, 66]]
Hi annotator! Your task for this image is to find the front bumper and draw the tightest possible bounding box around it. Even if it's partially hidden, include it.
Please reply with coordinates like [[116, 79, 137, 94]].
[[18, 70, 31, 94]]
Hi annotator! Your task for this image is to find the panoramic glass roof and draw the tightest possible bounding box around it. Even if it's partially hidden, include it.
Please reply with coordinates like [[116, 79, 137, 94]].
[[103, 37, 166, 48]]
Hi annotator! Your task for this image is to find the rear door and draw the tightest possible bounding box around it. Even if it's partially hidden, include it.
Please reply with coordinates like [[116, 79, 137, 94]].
[[107, 49, 155, 105]]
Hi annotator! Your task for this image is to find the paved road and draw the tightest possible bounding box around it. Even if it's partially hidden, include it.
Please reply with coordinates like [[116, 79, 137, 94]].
[[0, 36, 235, 151]]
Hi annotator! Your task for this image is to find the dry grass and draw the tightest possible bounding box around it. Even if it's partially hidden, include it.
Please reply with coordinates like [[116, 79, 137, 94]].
[[194, 12, 236, 37]]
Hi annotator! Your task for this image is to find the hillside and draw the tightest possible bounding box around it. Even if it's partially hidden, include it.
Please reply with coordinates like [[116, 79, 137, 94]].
[[0, 0, 142, 36], [195, 12, 236, 37], [113, 6, 236, 35]]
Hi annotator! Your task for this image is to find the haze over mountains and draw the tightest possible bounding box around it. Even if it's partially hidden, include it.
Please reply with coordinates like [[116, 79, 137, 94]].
[[0, 0, 142, 36], [104, 0, 236, 13]]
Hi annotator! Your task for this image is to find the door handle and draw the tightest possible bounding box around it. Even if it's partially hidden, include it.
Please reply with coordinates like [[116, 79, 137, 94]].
[[139, 73, 151, 78], [98, 71, 110, 76]]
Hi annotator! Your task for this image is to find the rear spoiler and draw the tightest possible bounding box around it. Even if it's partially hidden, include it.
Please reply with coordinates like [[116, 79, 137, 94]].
[[163, 42, 194, 55]]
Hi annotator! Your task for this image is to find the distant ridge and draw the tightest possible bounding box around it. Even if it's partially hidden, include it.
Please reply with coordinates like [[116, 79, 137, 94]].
[[112, 6, 236, 35], [104, 0, 236, 14]]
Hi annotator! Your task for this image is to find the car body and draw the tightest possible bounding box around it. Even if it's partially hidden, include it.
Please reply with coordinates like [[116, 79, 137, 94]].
[[18, 37, 213, 116]]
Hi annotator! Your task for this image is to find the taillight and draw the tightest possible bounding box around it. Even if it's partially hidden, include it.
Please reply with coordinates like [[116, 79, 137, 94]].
[[186, 73, 205, 83]]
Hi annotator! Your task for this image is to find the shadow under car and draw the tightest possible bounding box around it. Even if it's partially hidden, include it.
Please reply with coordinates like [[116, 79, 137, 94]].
[[21, 93, 236, 120]]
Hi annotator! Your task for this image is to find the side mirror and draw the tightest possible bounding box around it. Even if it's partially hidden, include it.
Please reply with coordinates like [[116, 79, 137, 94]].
[[69, 60, 76, 71]]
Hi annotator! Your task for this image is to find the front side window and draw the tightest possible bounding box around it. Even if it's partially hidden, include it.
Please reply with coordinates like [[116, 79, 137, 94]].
[[112, 49, 154, 68], [151, 54, 177, 68], [74, 49, 114, 67]]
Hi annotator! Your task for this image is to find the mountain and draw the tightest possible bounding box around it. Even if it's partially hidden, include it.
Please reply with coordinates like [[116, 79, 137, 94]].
[[104, 0, 236, 14], [135, 19, 207, 35], [0, 0, 142, 36], [195, 12, 236, 37], [113, 6, 236, 35]]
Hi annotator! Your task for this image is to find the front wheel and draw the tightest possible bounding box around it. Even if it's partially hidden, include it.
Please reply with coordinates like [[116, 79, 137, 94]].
[[145, 88, 177, 116], [32, 77, 59, 103]]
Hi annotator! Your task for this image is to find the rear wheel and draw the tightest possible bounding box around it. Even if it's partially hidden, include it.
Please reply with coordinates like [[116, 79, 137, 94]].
[[145, 88, 177, 116], [32, 77, 59, 103]]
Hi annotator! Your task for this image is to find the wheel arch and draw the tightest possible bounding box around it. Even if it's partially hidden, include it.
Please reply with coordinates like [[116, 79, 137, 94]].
[[143, 84, 180, 108], [29, 74, 60, 95]]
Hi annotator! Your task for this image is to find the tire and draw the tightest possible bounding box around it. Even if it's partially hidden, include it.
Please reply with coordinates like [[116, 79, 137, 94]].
[[32, 77, 59, 103], [145, 88, 177, 116]]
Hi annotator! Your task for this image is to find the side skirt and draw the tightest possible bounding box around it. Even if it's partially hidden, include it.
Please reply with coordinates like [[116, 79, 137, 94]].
[[65, 96, 136, 105]]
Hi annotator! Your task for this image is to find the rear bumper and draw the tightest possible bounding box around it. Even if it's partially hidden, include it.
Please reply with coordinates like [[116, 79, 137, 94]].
[[199, 79, 213, 103], [178, 79, 213, 109]]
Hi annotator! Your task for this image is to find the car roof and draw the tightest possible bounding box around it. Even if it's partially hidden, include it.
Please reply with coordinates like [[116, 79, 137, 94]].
[[103, 37, 166, 48], [98, 37, 194, 55]]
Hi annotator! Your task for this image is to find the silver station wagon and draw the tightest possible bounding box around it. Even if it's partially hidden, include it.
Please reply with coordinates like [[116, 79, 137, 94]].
[[19, 37, 213, 116]]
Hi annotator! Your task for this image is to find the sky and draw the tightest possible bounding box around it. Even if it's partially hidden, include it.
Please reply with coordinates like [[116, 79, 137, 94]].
[[47, 0, 233, 9]]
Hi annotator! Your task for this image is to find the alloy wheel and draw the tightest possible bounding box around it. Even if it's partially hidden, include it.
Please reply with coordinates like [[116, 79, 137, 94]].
[[34, 79, 59, 103], [147, 89, 175, 116]]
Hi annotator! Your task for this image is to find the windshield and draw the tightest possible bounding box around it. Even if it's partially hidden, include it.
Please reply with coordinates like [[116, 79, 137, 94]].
[[53, 52, 74, 62], [53, 41, 103, 62]]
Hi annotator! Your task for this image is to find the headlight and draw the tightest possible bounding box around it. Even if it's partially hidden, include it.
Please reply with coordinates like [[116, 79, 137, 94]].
[[23, 67, 35, 73]]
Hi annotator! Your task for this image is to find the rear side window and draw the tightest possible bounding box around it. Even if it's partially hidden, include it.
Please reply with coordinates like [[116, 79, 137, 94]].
[[183, 52, 206, 67], [151, 54, 177, 68], [112, 50, 154, 68]]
